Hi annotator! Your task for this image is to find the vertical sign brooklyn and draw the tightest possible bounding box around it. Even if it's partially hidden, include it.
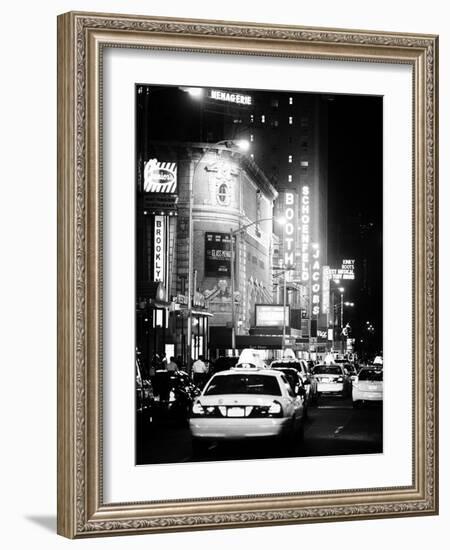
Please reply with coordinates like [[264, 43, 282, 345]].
[[154, 216, 165, 282]]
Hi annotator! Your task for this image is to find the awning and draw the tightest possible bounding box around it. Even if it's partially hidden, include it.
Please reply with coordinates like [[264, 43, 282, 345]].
[[136, 281, 170, 307], [177, 307, 213, 318]]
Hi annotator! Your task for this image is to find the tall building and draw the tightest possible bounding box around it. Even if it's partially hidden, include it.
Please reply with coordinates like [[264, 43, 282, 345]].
[[225, 92, 330, 349]]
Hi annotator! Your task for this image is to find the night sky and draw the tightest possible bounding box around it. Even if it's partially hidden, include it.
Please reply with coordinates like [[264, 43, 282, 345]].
[[327, 94, 383, 350]]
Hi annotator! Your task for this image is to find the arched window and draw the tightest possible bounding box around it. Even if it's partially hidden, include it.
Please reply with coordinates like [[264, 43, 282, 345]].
[[217, 183, 230, 205]]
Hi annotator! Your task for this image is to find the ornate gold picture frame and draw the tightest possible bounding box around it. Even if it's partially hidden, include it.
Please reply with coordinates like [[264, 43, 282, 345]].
[[57, 11, 438, 538]]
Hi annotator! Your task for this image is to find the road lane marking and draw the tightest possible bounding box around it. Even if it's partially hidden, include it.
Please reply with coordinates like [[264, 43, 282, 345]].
[[334, 425, 344, 435]]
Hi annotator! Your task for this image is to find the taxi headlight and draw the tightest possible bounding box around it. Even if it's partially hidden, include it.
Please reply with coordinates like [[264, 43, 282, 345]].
[[335, 377, 343, 383]]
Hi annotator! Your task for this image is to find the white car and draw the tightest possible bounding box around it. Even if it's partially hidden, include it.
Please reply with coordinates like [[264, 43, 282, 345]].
[[352, 367, 383, 407], [269, 358, 318, 405], [189, 367, 306, 455], [312, 363, 351, 397]]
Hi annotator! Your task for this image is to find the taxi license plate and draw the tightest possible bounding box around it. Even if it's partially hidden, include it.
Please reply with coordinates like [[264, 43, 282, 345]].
[[227, 407, 245, 417]]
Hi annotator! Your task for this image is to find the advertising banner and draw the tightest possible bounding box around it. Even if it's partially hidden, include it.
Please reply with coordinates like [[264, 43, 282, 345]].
[[205, 233, 233, 277]]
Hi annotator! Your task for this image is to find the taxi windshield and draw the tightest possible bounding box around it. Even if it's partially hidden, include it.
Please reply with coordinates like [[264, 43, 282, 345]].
[[205, 374, 281, 396], [313, 365, 342, 375], [359, 369, 383, 381]]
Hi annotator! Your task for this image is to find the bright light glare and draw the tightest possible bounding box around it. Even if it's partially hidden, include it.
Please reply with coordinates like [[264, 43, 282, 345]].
[[235, 139, 250, 152], [276, 217, 287, 225], [339, 287, 345, 293], [185, 87, 204, 98]]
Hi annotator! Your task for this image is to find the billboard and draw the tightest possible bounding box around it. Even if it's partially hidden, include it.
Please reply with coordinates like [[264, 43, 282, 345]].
[[205, 233, 233, 277], [329, 259, 355, 282], [255, 305, 290, 327]]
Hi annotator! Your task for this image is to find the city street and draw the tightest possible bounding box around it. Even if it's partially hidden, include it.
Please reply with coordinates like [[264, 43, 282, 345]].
[[136, 395, 382, 464]]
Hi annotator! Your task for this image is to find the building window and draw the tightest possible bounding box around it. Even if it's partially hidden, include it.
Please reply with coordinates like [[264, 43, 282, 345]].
[[289, 97, 293, 105], [288, 155, 293, 163], [261, 115, 266, 123], [259, 260, 265, 269], [250, 134, 254, 142], [250, 114, 254, 123], [301, 140, 308, 151], [216, 183, 231, 205], [271, 98, 279, 108], [288, 174, 292, 182], [300, 116, 309, 128], [250, 153, 254, 160], [301, 160, 309, 167], [289, 116, 293, 125], [271, 120, 279, 128]]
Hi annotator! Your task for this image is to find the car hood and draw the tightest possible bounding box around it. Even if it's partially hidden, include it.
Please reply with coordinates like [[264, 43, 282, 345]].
[[197, 394, 282, 406]]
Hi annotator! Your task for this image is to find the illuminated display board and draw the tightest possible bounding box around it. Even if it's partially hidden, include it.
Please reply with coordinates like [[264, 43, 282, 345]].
[[255, 305, 290, 327], [209, 89, 252, 105], [330, 259, 356, 281]]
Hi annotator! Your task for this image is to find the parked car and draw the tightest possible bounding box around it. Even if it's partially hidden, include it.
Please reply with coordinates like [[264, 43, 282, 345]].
[[136, 357, 154, 427], [311, 363, 351, 397], [152, 369, 201, 424], [269, 366, 309, 417], [352, 367, 383, 407], [269, 358, 318, 405], [189, 366, 306, 455]]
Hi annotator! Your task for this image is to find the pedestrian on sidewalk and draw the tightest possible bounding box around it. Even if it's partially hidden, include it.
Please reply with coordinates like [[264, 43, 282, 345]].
[[192, 355, 208, 388]]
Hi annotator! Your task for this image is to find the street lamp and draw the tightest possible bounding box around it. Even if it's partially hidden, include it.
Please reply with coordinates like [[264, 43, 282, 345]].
[[271, 263, 295, 352], [338, 287, 344, 339], [186, 139, 250, 369], [229, 216, 285, 352]]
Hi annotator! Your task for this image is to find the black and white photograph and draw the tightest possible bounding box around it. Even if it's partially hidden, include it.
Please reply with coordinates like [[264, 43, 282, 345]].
[[135, 83, 383, 465]]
